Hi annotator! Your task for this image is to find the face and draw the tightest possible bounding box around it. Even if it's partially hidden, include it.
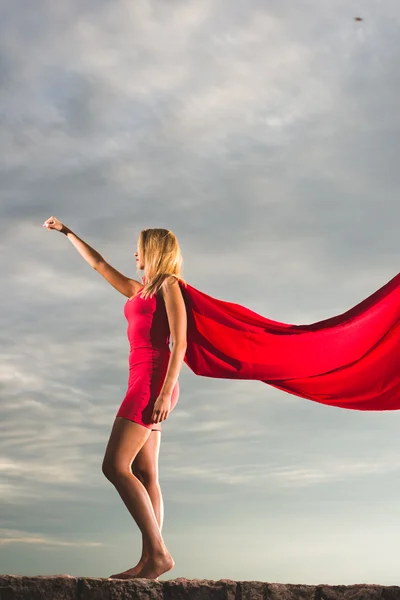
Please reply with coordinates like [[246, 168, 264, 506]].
[[134, 244, 143, 270]]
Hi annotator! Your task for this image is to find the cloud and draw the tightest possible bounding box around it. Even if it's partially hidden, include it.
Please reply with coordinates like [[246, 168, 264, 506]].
[[2, 0, 400, 582]]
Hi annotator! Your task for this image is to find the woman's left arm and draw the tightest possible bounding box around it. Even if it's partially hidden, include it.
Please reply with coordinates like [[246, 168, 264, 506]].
[[160, 276, 187, 395]]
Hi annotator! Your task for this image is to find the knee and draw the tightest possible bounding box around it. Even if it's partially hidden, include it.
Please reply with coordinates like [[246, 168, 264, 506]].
[[101, 460, 115, 481], [102, 460, 127, 482], [131, 465, 158, 487]]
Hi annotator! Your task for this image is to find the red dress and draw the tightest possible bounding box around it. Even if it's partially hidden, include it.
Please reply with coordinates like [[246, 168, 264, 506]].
[[116, 283, 179, 431]]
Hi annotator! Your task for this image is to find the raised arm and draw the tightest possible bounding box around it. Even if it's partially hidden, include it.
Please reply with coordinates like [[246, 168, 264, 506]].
[[94, 260, 142, 298], [42, 216, 141, 299]]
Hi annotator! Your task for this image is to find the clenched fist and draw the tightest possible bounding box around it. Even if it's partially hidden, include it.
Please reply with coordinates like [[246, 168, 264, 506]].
[[43, 216, 64, 232]]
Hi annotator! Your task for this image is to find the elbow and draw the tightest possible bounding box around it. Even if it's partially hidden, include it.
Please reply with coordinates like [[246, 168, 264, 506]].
[[171, 341, 187, 351]]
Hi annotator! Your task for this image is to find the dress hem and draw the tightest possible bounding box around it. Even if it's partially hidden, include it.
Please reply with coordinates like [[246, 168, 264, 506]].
[[116, 413, 162, 431]]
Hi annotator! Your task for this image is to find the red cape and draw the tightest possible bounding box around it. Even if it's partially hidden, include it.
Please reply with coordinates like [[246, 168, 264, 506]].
[[177, 272, 400, 411]]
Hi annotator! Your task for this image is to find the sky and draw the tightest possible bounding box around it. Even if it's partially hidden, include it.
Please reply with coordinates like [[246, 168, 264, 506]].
[[1, 0, 400, 586]]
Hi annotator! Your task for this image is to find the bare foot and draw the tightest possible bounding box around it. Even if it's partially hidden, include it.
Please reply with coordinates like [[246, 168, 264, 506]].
[[135, 551, 174, 580], [108, 558, 159, 580]]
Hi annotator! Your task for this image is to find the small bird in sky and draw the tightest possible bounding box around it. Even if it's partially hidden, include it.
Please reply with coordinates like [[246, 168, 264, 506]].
[[354, 17, 363, 21]]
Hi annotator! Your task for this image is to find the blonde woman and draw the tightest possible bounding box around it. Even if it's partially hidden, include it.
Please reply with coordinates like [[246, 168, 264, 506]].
[[43, 216, 400, 575], [43, 217, 187, 581]]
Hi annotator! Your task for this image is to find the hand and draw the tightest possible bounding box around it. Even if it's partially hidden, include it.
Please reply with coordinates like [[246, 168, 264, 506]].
[[151, 392, 172, 424], [42, 216, 64, 232]]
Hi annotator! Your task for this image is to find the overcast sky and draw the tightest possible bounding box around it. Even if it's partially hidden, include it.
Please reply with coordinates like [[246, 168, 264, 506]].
[[2, 0, 400, 586]]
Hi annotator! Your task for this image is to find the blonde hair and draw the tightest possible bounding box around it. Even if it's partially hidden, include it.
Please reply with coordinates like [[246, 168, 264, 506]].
[[137, 228, 187, 299]]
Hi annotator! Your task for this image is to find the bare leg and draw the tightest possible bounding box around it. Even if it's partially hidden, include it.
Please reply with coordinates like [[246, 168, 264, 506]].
[[137, 479, 164, 564], [146, 480, 164, 531], [107, 472, 174, 579], [114, 473, 166, 553], [130, 476, 176, 580], [102, 418, 174, 580], [133, 480, 171, 579], [129, 429, 165, 574]]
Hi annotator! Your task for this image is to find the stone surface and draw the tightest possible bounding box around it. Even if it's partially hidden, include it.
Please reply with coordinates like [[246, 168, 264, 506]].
[[0, 576, 399, 600]]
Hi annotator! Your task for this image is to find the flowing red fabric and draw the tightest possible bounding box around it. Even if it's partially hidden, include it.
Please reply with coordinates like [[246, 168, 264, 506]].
[[176, 272, 400, 411]]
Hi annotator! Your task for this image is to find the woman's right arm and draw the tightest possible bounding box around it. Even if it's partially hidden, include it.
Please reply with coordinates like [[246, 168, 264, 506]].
[[43, 216, 103, 267], [42, 216, 140, 298], [61, 226, 104, 268]]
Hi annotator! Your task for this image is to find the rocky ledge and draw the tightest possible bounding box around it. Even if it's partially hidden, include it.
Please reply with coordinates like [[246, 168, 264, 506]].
[[1, 575, 399, 600]]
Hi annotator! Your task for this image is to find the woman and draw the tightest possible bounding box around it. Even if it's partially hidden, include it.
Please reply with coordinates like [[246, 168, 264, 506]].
[[43, 215, 400, 573], [43, 216, 188, 581]]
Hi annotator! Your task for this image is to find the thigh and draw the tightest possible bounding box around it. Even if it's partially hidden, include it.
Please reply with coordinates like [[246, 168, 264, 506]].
[[102, 416, 152, 475], [132, 430, 161, 482]]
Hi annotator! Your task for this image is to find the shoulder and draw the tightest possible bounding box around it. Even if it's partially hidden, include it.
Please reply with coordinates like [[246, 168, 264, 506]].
[[160, 275, 184, 299], [165, 274, 180, 285], [161, 274, 179, 290]]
